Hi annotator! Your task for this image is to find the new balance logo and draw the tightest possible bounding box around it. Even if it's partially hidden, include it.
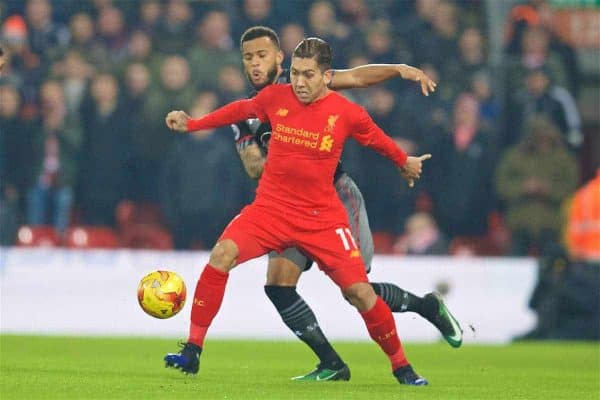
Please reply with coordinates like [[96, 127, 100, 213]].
[[276, 108, 289, 116]]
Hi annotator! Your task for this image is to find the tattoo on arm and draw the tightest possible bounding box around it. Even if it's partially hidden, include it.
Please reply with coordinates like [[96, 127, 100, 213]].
[[238, 143, 266, 179]]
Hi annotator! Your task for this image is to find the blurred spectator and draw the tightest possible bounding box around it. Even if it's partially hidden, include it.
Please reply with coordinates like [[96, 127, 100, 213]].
[[428, 93, 497, 238], [504, 0, 579, 95], [443, 27, 487, 98], [496, 116, 578, 255], [279, 23, 305, 59], [137, 0, 162, 34], [470, 71, 501, 131], [234, 0, 277, 39], [352, 86, 418, 234], [154, 0, 194, 55], [504, 26, 568, 104], [519, 245, 599, 340], [0, 84, 28, 244], [397, 63, 451, 151], [187, 10, 238, 89], [67, 13, 106, 66], [364, 19, 396, 64], [338, 0, 371, 26], [78, 73, 132, 226], [2, 15, 45, 105], [122, 63, 151, 116], [133, 56, 196, 201], [95, 6, 129, 68], [123, 30, 162, 79], [27, 80, 82, 232], [307, 1, 352, 65], [51, 50, 95, 117], [413, 0, 460, 67], [394, 212, 449, 255], [507, 66, 582, 150], [565, 170, 600, 263], [396, 0, 438, 41], [159, 92, 253, 249], [216, 65, 247, 103], [25, 0, 69, 62]]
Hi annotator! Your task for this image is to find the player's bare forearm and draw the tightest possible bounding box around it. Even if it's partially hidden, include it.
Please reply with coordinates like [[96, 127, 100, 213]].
[[399, 154, 432, 188], [238, 144, 265, 179], [330, 64, 436, 95], [166, 100, 258, 133]]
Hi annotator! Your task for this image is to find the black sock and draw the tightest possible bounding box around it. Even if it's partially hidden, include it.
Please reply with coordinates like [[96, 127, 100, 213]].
[[264, 285, 344, 369], [371, 282, 436, 317]]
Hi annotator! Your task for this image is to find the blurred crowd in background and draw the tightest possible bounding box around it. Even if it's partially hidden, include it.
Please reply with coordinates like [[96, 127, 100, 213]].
[[0, 0, 598, 261]]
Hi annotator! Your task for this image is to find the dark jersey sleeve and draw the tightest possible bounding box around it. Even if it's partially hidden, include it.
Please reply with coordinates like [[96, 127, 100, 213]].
[[231, 121, 257, 152]]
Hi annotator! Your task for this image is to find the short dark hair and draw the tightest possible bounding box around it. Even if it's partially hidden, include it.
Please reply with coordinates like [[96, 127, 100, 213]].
[[292, 37, 332, 71], [240, 26, 280, 49], [0, 47, 4, 57]]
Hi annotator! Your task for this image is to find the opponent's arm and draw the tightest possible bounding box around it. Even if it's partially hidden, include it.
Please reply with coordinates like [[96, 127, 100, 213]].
[[232, 123, 266, 179], [238, 143, 265, 179], [329, 64, 436, 96]]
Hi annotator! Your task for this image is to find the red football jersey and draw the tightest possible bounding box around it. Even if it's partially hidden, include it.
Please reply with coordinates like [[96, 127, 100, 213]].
[[187, 84, 407, 223]]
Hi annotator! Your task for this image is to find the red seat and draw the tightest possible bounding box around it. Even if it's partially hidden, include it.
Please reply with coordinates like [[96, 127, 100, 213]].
[[63, 226, 120, 249], [16, 225, 60, 247], [121, 224, 173, 250], [372, 231, 395, 254], [449, 237, 480, 256], [450, 236, 503, 256], [116, 201, 164, 232]]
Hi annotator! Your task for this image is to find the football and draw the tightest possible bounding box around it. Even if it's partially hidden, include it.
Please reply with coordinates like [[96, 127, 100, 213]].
[[137, 270, 187, 319]]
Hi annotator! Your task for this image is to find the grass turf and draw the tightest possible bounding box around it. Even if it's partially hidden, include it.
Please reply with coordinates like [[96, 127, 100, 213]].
[[1, 336, 598, 400]]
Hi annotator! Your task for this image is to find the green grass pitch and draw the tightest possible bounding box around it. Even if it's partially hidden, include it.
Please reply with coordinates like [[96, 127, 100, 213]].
[[1, 336, 598, 399]]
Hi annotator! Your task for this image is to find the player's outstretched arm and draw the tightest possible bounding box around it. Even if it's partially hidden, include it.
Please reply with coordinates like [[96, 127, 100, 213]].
[[165, 97, 267, 133], [329, 64, 437, 96], [399, 154, 432, 188]]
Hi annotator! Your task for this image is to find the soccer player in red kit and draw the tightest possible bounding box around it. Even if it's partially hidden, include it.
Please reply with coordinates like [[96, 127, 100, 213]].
[[231, 26, 460, 382], [164, 38, 431, 386]]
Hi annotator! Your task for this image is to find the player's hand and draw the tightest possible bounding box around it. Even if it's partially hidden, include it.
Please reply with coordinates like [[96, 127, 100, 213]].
[[399, 154, 432, 188], [165, 110, 190, 132], [399, 65, 437, 96]]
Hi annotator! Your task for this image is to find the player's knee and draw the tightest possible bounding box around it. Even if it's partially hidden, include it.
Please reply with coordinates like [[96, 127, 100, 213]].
[[209, 240, 238, 271], [265, 258, 302, 286], [342, 282, 376, 311]]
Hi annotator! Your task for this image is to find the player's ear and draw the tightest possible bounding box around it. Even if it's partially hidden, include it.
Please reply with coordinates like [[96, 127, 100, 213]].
[[323, 69, 333, 87], [276, 49, 284, 66]]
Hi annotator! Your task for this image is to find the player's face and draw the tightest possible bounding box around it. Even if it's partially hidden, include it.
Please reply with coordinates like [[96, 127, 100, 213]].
[[290, 57, 332, 104], [241, 36, 283, 91]]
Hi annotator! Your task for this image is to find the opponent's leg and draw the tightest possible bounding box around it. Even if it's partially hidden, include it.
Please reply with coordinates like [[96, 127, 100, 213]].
[[265, 252, 349, 381], [337, 174, 462, 347], [371, 283, 463, 348]]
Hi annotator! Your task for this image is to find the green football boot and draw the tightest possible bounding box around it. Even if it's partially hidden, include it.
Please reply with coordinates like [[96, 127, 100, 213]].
[[424, 292, 463, 348], [291, 363, 351, 381]]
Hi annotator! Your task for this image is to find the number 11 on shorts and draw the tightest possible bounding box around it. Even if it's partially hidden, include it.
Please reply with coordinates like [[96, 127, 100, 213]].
[[335, 228, 358, 250]]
